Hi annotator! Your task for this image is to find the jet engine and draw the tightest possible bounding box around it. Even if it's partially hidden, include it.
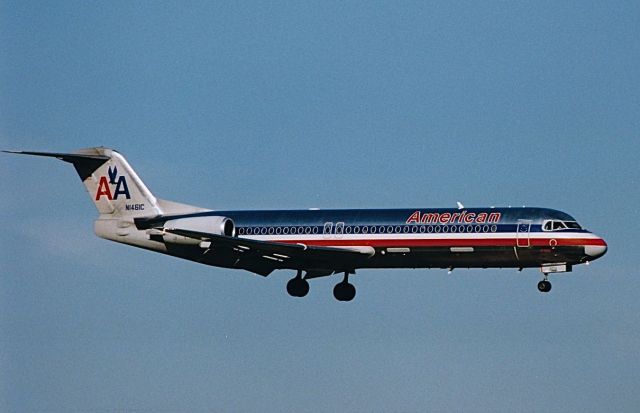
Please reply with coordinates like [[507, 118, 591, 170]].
[[162, 216, 235, 245]]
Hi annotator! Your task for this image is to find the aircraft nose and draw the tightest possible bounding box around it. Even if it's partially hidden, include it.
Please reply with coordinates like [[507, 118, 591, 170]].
[[585, 236, 607, 259]]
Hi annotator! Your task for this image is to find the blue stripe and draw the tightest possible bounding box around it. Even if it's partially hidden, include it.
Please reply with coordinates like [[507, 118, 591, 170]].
[[136, 207, 589, 234]]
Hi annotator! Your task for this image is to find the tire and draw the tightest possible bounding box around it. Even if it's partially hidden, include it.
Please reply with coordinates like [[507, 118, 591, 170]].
[[333, 282, 356, 301], [287, 277, 309, 297], [537, 280, 551, 293]]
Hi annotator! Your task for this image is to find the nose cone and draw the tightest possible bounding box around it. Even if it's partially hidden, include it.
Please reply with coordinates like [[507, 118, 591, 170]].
[[585, 237, 608, 259]]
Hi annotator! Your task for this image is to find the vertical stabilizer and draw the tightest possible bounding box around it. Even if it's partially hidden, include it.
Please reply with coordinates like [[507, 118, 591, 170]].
[[80, 148, 161, 217]]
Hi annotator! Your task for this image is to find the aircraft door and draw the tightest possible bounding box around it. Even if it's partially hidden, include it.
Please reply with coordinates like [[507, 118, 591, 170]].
[[323, 222, 333, 239], [335, 222, 344, 239], [516, 219, 531, 247]]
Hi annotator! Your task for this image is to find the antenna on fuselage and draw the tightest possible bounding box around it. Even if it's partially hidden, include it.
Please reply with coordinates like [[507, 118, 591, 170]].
[[456, 201, 464, 210]]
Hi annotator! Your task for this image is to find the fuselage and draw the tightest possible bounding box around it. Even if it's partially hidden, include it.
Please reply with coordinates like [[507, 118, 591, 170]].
[[140, 206, 607, 273]]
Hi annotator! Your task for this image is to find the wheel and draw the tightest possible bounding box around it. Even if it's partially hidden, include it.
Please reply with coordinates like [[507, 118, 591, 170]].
[[333, 282, 356, 301], [287, 277, 309, 297], [537, 280, 551, 293]]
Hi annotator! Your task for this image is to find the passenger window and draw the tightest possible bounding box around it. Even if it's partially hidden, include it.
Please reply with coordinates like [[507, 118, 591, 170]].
[[543, 221, 553, 231]]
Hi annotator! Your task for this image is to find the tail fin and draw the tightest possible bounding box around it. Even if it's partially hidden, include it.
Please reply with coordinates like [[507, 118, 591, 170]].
[[5, 147, 164, 218]]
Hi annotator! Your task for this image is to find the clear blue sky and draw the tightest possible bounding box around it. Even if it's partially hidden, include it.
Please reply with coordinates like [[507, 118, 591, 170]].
[[1, 1, 639, 412]]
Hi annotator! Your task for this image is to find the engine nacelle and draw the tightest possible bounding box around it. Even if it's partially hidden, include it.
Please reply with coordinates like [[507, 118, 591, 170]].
[[162, 216, 235, 245]]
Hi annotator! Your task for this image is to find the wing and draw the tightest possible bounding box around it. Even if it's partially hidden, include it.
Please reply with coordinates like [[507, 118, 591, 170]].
[[163, 228, 375, 277]]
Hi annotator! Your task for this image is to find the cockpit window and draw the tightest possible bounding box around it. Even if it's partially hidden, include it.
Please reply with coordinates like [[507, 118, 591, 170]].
[[564, 221, 582, 230], [543, 220, 582, 231]]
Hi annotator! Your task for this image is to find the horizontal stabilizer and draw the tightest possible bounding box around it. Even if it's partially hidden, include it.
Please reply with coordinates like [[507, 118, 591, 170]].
[[5, 147, 209, 219], [3, 149, 109, 180]]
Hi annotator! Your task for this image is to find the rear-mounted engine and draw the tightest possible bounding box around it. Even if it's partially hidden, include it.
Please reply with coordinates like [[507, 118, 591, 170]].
[[161, 216, 235, 245]]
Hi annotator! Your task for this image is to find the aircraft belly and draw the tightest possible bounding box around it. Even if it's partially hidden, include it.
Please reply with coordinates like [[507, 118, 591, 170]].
[[151, 241, 586, 274], [361, 245, 585, 269], [513, 246, 585, 267], [361, 246, 517, 269]]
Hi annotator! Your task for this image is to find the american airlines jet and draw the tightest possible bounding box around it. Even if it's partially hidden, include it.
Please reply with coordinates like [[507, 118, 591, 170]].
[[5, 147, 607, 301]]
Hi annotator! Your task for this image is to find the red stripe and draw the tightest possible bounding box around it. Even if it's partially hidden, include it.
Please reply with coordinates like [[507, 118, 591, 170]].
[[271, 237, 606, 248]]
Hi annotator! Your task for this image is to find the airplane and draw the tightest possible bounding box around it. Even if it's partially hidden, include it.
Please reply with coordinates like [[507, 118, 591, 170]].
[[4, 147, 607, 301]]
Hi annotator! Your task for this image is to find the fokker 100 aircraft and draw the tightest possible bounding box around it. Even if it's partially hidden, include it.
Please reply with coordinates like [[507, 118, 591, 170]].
[[5, 147, 607, 301]]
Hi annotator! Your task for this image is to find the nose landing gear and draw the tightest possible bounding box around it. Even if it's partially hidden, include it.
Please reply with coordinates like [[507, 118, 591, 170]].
[[537, 278, 552, 293]]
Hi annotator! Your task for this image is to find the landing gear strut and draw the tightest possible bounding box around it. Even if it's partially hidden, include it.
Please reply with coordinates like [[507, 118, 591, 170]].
[[537, 277, 552, 293], [333, 272, 356, 302], [286, 270, 309, 298]]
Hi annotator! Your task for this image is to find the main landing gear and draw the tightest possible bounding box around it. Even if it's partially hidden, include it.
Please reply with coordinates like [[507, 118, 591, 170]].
[[286, 270, 309, 298], [286, 271, 357, 301], [333, 272, 356, 302]]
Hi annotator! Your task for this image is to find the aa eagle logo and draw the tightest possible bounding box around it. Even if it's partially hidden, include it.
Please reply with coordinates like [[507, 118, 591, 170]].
[[95, 166, 131, 200]]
